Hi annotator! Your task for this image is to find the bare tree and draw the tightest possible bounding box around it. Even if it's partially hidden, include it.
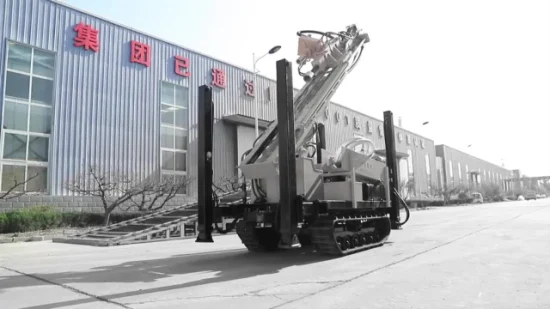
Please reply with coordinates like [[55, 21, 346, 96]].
[[1, 170, 45, 200], [66, 165, 193, 226], [432, 184, 471, 205], [421, 186, 442, 201], [212, 175, 248, 194], [123, 175, 194, 212], [398, 179, 415, 201], [480, 182, 502, 201]]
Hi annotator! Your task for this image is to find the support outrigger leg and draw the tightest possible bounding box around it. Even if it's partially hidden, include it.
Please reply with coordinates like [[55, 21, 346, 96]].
[[383, 110, 402, 230], [196, 85, 215, 242], [276, 59, 300, 248]]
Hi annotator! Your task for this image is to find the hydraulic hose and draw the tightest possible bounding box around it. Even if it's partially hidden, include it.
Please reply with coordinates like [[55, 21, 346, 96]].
[[393, 188, 410, 227]]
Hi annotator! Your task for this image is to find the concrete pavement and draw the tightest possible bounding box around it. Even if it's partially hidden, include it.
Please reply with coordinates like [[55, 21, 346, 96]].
[[1, 200, 549, 309]]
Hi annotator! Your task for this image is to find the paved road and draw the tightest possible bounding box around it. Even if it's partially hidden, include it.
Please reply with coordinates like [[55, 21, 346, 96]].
[[1, 200, 549, 309]]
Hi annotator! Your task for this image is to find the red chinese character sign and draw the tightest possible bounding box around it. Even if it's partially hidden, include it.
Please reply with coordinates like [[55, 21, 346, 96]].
[[244, 79, 254, 97], [211, 68, 226, 88], [130, 40, 151, 67], [73, 22, 99, 52], [174, 56, 190, 77]]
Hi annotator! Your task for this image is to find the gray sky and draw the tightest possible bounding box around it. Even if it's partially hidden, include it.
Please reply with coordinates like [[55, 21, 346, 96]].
[[64, 0, 550, 177]]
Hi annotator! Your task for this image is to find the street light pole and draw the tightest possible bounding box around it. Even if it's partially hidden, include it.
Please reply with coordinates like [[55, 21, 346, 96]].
[[253, 45, 281, 138]]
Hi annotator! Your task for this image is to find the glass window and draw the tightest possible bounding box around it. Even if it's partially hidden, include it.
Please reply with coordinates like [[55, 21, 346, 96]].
[[174, 175, 187, 194], [175, 107, 188, 128], [161, 83, 175, 105], [26, 166, 48, 192], [7, 43, 32, 73], [174, 129, 188, 151], [29, 106, 52, 134], [399, 158, 408, 184], [4, 101, 28, 131], [175, 86, 188, 107], [5, 72, 30, 100], [425, 154, 430, 175], [161, 104, 175, 126], [162, 174, 187, 194], [161, 127, 175, 148], [3, 133, 27, 160], [160, 81, 189, 194], [1, 42, 54, 193], [175, 152, 186, 171], [27, 136, 49, 162], [31, 77, 54, 105], [32, 49, 55, 78], [407, 149, 414, 177], [161, 150, 175, 170], [1, 165, 26, 192]]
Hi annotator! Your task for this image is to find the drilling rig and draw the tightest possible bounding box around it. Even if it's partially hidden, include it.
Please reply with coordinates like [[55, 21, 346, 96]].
[[195, 24, 410, 256]]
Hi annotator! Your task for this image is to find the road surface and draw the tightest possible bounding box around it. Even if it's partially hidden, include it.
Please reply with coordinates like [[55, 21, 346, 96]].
[[1, 199, 549, 309]]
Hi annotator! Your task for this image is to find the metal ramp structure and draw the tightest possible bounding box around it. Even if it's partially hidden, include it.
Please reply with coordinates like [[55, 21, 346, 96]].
[[52, 190, 249, 246]]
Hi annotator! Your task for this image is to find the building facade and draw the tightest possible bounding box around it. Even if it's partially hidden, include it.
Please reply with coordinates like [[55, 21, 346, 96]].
[[435, 145, 511, 191], [0, 0, 511, 211]]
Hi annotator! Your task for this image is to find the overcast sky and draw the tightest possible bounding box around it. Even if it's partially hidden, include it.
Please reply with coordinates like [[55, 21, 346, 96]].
[[64, 0, 550, 177]]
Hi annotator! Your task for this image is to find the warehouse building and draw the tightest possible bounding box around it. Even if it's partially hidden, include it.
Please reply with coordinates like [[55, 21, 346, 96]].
[[0, 0, 510, 211], [435, 145, 512, 192]]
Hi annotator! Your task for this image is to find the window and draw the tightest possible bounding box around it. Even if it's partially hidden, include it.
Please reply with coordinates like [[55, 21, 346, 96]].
[[458, 162, 462, 182], [407, 149, 414, 180], [160, 81, 189, 194], [352, 133, 364, 153], [465, 165, 469, 183], [1, 42, 54, 193], [399, 158, 409, 184], [436, 156, 443, 189], [448, 160, 454, 186], [425, 154, 431, 190], [425, 154, 431, 176]]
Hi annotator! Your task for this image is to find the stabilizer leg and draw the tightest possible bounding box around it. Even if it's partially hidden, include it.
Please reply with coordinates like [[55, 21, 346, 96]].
[[383, 110, 402, 230], [276, 59, 300, 248], [196, 85, 215, 243]]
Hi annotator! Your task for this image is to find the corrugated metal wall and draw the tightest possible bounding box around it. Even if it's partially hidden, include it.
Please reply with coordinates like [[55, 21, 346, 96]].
[[0, 0, 274, 196], [435, 145, 511, 190], [0, 0, 487, 199]]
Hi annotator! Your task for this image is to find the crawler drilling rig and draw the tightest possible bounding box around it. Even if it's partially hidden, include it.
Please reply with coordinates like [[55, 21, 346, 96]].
[[195, 24, 410, 256]]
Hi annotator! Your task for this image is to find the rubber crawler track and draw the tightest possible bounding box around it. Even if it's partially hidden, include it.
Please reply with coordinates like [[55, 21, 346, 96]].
[[309, 213, 392, 256], [235, 213, 391, 256], [236, 219, 280, 252]]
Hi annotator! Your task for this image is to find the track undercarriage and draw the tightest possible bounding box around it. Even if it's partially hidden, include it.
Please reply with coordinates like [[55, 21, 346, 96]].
[[234, 207, 392, 256], [309, 213, 391, 255]]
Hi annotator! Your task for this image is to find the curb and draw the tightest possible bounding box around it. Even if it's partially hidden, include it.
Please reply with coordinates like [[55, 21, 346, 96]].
[[0, 235, 55, 244]]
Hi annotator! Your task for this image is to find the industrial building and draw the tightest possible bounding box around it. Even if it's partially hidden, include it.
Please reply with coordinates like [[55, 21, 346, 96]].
[[0, 0, 512, 210], [435, 145, 511, 193]]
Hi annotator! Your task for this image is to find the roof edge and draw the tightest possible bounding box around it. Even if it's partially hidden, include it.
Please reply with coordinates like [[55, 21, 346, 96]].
[[330, 102, 434, 142], [435, 144, 511, 172], [48, 0, 270, 80]]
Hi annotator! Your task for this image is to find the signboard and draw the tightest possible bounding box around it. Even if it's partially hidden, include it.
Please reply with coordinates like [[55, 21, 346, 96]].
[[71, 22, 231, 92]]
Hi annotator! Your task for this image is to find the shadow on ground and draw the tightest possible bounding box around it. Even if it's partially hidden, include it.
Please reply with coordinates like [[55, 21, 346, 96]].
[[1, 246, 334, 309]]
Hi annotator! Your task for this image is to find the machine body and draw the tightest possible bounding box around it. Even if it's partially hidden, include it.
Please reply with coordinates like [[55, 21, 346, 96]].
[[196, 25, 410, 256]]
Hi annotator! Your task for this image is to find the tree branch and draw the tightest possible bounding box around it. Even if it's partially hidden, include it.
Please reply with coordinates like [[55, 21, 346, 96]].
[[0, 171, 44, 200]]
